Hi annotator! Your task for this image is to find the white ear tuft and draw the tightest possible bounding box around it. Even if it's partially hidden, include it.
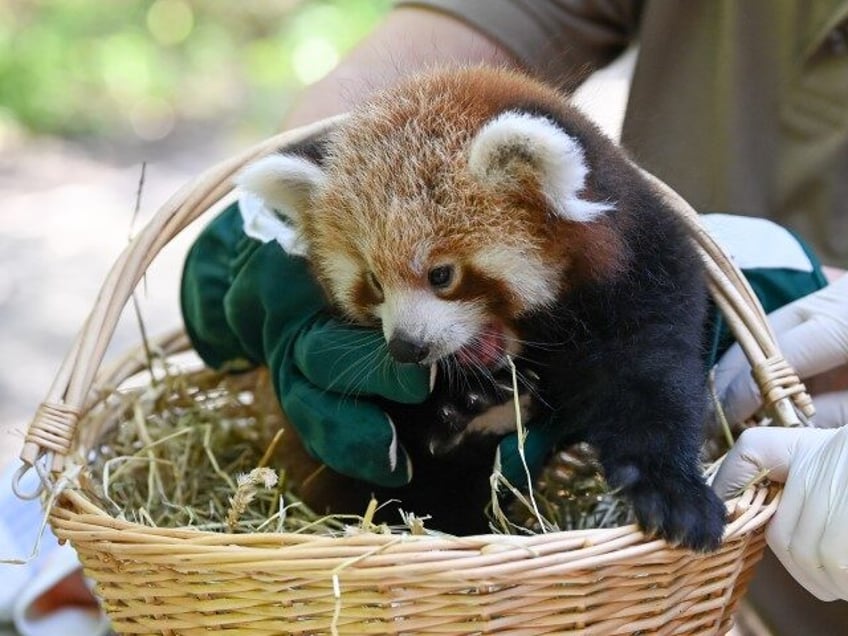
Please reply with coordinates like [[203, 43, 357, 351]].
[[468, 111, 614, 222], [235, 153, 325, 226]]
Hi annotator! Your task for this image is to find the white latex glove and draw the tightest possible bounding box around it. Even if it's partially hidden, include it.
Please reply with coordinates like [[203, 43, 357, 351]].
[[712, 425, 848, 601], [714, 274, 848, 427]]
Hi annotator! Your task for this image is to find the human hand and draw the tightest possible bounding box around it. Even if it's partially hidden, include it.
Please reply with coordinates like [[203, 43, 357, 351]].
[[712, 425, 848, 601], [181, 202, 430, 487], [714, 274, 848, 427]]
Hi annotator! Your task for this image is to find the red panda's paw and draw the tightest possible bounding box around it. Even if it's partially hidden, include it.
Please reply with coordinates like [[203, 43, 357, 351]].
[[427, 367, 539, 456], [607, 463, 727, 552]]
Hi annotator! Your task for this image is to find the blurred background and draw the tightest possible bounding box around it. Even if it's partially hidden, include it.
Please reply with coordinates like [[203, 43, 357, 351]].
[[0, 0, 398, 470], [0, 0, 631, 471], [0, 0, 393, 143]]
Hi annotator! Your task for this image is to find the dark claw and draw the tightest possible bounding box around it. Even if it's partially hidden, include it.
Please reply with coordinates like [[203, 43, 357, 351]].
[[437, 403, 460, 426], [422, 361, 542, 456], [464, 392, 486, 413], [607, 460, 726, 552]]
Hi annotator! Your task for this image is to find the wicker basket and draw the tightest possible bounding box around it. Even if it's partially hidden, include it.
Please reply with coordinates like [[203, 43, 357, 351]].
[[19, 116, 816, 635]]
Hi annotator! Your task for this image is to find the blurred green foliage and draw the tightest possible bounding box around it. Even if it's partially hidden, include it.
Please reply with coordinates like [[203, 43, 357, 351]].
[[0, 0, 393, 140]]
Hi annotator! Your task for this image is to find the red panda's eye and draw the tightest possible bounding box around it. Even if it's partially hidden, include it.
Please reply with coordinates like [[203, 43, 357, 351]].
[[428, 265, 454, 289]]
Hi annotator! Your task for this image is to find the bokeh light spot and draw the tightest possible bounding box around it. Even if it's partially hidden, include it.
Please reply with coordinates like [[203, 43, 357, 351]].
[[291, 37, 338, 85], [129, 97, 176, 140], [147, 0, 194, 46]]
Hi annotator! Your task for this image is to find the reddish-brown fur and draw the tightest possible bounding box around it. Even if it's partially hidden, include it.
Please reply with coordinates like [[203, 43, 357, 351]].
[[301, 66, 625, 326]]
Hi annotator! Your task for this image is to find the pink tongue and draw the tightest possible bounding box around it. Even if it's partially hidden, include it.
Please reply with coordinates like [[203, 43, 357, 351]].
[[456, 328, 504, 368]]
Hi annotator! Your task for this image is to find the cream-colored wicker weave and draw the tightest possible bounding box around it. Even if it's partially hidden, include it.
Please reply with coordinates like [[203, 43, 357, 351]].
[[19, 115, 815, 635]]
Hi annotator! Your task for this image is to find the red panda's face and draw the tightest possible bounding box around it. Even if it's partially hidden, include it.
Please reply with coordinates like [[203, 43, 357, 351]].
[[303, 215, 540, 367], [236, 68, 617, 369]]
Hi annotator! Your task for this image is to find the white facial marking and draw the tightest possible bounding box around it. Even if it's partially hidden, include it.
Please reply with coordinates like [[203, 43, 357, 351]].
[[472, 246, 558, 310], [468, 111, 615, 223], [321, 251, 361, 309], [378, 289, 487, 363]]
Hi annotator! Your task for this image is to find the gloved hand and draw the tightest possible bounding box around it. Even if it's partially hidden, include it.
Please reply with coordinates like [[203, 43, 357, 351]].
[[714, 274, 848, 427], [498, 414, 561, 488], [181, 202, 430, 487], [712, 425, 848, 601]]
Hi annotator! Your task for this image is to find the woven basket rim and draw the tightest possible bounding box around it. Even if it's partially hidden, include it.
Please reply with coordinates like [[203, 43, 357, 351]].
[[52, 485, 780, 546]]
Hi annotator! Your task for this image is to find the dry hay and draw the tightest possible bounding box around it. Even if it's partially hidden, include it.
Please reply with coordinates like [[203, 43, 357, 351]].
[[80, 358, 735, 538], [85, 367, 353, 535]]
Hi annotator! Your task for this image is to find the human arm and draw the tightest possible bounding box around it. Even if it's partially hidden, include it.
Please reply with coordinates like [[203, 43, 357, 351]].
[[282, 6, 518, 129], [282, 1, 642, 129]]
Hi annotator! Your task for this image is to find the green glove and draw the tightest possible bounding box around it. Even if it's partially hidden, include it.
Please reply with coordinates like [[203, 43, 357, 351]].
[[181, 203, 430, 486], [497, 414, 562, 488]]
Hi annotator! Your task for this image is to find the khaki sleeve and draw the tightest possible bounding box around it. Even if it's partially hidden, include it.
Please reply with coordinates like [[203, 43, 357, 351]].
[[395, 0, 643, 90]]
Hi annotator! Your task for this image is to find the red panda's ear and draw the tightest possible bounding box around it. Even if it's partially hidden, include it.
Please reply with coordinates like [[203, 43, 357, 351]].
[[235, 153, 325, 228], [468, 111, 613, 222]]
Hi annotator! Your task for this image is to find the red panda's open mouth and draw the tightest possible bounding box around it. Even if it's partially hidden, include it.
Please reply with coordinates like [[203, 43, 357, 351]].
[[455, 322, 506, 369]]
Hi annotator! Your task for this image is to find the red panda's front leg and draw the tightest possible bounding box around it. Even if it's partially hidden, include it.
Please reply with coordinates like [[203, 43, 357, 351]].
[[566, 335, 728, 552], [374, 367, 539, 535]]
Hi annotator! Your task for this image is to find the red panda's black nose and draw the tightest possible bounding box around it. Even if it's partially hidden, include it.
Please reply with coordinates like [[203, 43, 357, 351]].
[[388, 335, 430, 364]]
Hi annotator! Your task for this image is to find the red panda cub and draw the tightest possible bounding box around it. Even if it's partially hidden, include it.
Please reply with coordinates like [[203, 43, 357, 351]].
[[238, 66, 726, 550]]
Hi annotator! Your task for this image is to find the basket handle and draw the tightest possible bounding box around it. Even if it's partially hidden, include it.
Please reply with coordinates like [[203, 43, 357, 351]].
[[636, 167, 814, 426], [19, 115, 814, 478], [20, 115, 344, 473]]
